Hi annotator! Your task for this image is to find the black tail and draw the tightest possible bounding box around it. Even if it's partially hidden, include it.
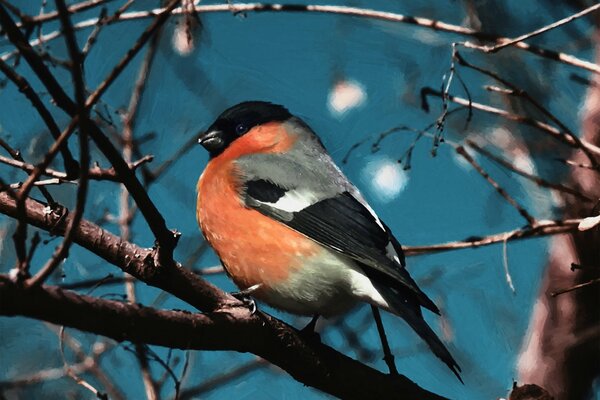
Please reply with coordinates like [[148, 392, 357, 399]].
[[371, 280, 463, 383]]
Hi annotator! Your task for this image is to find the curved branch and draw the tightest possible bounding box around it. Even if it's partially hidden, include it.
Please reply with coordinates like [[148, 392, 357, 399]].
[[2, 3, 598, 74], [0, 278, 446, 400], [404, 219, 581, 256], [0, 191, 448, 399]]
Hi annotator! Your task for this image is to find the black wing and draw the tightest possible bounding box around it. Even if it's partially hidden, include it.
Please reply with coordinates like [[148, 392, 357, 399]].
[[244, 179, 438, 313]]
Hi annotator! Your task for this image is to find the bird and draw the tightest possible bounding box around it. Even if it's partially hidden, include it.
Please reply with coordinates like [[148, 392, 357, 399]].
[[196, 101, 461, 380]]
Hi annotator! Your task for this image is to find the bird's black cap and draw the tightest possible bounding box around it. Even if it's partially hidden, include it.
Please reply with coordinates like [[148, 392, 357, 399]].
[[198, 101, 292, 157]]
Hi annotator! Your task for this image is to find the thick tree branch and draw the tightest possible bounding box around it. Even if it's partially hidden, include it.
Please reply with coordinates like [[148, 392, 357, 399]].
[[0, 191, 224, 312], [0, 278, 447, 400]]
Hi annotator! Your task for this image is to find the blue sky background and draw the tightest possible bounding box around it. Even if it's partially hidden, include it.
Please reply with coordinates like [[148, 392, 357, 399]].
[[0, 0, 597, 399]]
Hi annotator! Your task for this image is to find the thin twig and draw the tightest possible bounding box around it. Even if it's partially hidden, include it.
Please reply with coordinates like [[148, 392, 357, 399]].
[[27, 0, 91, 287], [0, 138, 55, 203], [59, 327, 109, 400], [11, 118, 79, 283], [175, 351, 191, 400], [454, 51, 600, 169], [9, 178, 69, 188], [0, 153, 154, 182], [85, 0, 181, 109], [119, 23, 164, 400], [1, 0, 181, 264], [421, 88, 600, 156], [45, 325, 125, 400], [81, 7, 108, 57], [15, 0, 114, 26], [0, 360, 93, 390], [178, 358, 268, 400], [2, 3, 599, 73], [464, 3, 600, 53], [557, 158, 599, 170], [551, 277, 600, 297], [403, 219, 581, 256], [455, 145, 536, 225], [0, 57, 78, 175], [466, 140, 595, 203]]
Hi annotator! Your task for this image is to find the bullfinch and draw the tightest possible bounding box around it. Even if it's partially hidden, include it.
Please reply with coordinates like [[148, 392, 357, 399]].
[[196, 101, 461, 380]]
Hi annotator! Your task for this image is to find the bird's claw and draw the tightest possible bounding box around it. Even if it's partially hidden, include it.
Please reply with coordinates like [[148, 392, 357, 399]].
[[231, 293, 257, 314], [231, 283, 262, 315]]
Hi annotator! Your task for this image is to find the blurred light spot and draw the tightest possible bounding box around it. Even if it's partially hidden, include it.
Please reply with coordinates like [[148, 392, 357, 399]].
[[328, 80, 366, 117], [489, 126, 513, 148], [8, 268, 19, 281], [412, 30, 444, 45], [513, 151, 536, 175], [362, 157, 408, 203], [172, 0, 199, 57], [173, 21, 195, 56]]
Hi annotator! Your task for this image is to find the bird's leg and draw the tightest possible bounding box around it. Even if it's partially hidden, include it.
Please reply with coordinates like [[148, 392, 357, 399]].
[[371, 305, 398, 376], [230, 283, 263, 315]]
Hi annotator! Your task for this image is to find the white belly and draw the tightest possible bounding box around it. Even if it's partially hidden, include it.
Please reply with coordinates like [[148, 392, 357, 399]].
[[260, 249, 390, 317]]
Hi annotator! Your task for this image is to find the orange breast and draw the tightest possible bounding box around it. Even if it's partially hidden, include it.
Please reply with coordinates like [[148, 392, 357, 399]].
[[196, 123, 319, 291]]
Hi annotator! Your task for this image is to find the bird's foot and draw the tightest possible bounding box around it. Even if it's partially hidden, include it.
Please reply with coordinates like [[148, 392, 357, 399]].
[[230, 283, 262, 315]]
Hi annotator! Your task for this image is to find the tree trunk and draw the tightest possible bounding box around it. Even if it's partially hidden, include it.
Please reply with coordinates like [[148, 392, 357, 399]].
[[517, 34, 600, 400]]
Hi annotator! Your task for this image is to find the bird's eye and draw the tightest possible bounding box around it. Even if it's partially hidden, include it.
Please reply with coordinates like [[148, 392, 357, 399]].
[[235, 123, 248, 135]]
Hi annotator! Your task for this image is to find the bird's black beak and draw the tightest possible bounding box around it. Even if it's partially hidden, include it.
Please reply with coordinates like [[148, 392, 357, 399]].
[[197, 129, 225, 153]]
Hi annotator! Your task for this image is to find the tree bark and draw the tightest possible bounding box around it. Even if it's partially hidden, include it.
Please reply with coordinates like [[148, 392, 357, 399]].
[[517, 35, 600, 400], [0, 193, 446, 400]]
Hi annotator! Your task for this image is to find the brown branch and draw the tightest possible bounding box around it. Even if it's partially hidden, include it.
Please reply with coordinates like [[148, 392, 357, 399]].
[[0, 360, 93, 390], [84, 0, 180, 109], [14, 0, 114, 27], [517, 44, 600, 400], [464, 3, 600, 54], [10, 118, 79, 283], [58, 329, 108, 400], [0, 191, 224, 311], [8, 178, 68, 188], [27, 0, 92, 287], [178, 359, 268, 399], [0, 138, 55, 205], [466, 140, 596, 203], [454, 51, 600, 168], [0, 191, 451, 398], [59, 266, 224, 291], [119, 25, 163, 400], [403, 219, 582, 256], [455, 145, 536, 225], [421, 88, 600, 156], [0, 1, 181, 264], [0, 53, 78, 176], [550, 277, 600, 297], [81, 6, 108, 57], [0, 277, 447, 400], [0, 153, 154, 182], [3, 4, 599, 73], [0, 138, 52, 279]]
